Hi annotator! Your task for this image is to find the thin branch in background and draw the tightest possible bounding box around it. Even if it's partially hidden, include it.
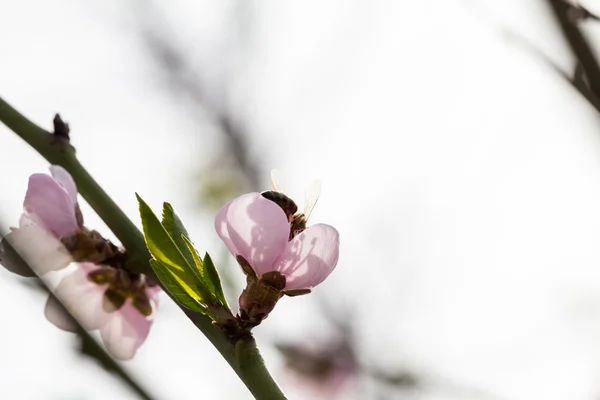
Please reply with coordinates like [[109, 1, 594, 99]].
[[134, 3, 261, 193], [545, 0, 600, 106], [462, 0, 600, 112], [502, 28, 600, 111], [563, 2, 600, 22], [0, 229, 157, 400], [145, 32, 258, 185]]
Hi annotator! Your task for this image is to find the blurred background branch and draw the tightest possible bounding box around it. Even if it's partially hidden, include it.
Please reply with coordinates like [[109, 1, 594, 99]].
[[133, 1, 261, 210], [546, 0, 600, 102], [465, 0, 600, 112]]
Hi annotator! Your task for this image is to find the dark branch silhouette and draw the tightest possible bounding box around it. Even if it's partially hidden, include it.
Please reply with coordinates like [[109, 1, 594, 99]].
[[464, 0, 600, 112], [501, 27, 600, 112], [546, 0, 600, 111]]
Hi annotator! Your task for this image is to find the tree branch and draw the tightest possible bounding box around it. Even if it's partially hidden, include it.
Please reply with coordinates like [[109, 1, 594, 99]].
[[546, 0, 600, 103], [145, 31, 260, 188], [464, 0, 600, 112], [0, 96, 286, 400], [501, 27, 600, 112]]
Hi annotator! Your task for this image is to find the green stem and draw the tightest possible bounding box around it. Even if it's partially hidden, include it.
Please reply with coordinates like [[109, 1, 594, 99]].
[[0, 96, 286, 400], [236, 339, 288, 400]]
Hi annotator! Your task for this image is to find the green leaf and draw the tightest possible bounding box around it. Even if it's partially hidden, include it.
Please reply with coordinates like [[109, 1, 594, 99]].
[[161, 202, 196, 272], [203, 252, 228, 307], [136, 193, 209, 303], [181, 235, 204, 275], [181, 236, 228, 308], [149, 259, 207, 313]]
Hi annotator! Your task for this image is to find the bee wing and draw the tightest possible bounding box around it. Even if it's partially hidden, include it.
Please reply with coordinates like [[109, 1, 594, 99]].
[[271, 169, 288, 194], [270, 169, 288, 194], [303, 179, 321, 221]]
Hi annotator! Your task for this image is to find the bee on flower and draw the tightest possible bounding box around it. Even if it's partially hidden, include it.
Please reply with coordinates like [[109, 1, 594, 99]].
[[215, 170, 340, 328]]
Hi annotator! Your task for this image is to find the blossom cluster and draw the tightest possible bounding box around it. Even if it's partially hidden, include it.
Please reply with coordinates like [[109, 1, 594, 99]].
[[2, 166, 159, 360], [1, 166, 341, 359]]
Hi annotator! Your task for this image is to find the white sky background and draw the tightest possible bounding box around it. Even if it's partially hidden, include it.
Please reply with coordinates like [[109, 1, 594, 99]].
[[2, 0, 600, 399]]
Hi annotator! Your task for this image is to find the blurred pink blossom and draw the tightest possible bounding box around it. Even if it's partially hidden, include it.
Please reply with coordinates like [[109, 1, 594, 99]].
[[215, 192, 339, 290], [45, 263, 160, 360], [278, 339, 358, 398]]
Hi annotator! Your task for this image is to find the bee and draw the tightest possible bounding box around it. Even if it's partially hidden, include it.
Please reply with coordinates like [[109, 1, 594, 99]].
[[261, 169, 321, 240]]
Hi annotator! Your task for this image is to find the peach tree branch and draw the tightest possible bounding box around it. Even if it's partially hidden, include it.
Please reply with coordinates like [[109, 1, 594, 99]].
[[0, 95, 287, 400]]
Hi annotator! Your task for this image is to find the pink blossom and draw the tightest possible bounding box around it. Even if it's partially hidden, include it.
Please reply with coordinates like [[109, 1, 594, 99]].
[[4, 215, 72, 276], [2, 166, 79, 274], [24, 165, 79, 237], [3, 216, 72, 274], [282, 353, 357, 399], [45, 263, 160, 360], [215, 192, 339, 290]]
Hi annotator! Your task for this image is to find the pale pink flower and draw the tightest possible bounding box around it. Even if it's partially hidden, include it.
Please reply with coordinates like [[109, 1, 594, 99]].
[[23, 165, 79, 237], [215, 192, 339, 290], [3, 216, 72, 275], [2, 166, 79, 275], [45, 263, 160, 360]]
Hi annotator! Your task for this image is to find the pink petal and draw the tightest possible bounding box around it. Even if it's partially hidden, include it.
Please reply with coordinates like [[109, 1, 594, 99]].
[[24, 173, 78, 237], [100, 301, 153, 360], [273, 224, 340, 290], [214, 199, 238, 256], [5, 224, 72, 274], [49, 165, 78, 206], [49, 264, 111, 331], [225, 193, 290, 275]]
